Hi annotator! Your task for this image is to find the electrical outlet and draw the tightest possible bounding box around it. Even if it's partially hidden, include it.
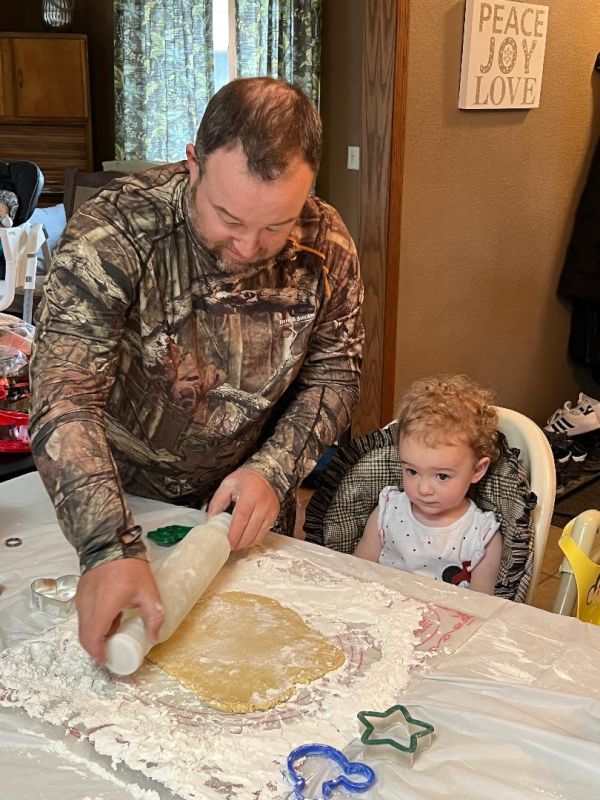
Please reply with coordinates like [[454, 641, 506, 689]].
[[347, 146, 360, 171]]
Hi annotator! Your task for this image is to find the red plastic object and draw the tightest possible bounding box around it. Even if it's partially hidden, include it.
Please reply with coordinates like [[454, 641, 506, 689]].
[[0, 410, 30, 453]]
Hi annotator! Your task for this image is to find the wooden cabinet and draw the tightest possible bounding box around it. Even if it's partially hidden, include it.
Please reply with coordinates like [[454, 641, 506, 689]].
[[0, 33, 92, 194]]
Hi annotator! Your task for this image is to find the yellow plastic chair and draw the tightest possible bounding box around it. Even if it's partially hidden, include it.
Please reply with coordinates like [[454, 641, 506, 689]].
[[555, 510, 600, 625]]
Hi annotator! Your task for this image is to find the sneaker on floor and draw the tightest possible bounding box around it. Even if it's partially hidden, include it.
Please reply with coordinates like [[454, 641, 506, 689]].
[[566, 445, 588, 482], [545, 395, 600, 436], [576, 392, 600, 424], [569, 439, 589, 462], [551, 444, 572, 492], [544, 430, 573, 450]]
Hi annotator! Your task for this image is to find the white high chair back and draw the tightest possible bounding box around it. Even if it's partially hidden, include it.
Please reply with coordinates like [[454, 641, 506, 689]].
[[0, 222, 48, 322], [495, 406, 556, 604]]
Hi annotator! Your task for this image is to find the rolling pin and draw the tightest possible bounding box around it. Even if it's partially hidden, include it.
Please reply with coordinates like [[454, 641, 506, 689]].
[[104, 512, 232, 676]]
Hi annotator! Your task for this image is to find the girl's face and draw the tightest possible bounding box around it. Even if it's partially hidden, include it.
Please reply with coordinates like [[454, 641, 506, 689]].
[[399, 434, 490, 524]]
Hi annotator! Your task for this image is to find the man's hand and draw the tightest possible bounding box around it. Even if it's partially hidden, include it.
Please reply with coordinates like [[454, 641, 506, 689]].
[[207, 467, 280, 549], [75, 559, 164, 664]]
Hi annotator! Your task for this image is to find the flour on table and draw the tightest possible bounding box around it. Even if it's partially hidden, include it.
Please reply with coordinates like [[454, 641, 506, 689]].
[[0, 548, 428, 800], [19, 730, 160, 800]]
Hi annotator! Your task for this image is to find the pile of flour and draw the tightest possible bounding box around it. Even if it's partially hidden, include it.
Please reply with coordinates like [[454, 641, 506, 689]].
[[0, 550, 428, 800]]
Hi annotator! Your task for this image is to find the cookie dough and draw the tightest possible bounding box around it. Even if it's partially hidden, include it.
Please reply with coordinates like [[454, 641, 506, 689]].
[[148, 591, 344, 712]]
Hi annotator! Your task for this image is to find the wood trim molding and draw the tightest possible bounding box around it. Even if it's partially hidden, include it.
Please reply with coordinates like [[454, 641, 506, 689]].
[[355, 0, 405, 435], [382, 0, 410, 424]]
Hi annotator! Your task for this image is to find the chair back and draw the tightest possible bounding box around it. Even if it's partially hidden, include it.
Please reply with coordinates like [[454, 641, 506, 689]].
[[557, 511, 600, 625], [62, 168, 126, 219], [495, 407, 556, 604]]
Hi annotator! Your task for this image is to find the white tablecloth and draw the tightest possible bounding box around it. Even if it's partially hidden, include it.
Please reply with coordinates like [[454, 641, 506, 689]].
[[1, 472, 599, 799]]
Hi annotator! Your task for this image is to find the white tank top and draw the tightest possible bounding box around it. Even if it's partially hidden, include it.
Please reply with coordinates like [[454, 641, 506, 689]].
[[377, 486, 500, 588]]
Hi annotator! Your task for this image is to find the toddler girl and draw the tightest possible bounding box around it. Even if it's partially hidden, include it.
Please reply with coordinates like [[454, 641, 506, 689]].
[[355, 375, 502, 594]]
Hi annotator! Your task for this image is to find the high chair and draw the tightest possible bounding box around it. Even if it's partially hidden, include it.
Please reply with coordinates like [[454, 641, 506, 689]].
[[305, 406, 555, 604], [0, 160, 47, 323], [0, 223, 48, 322], [495, 407, 556, 604], [553, 510, 600, 624]]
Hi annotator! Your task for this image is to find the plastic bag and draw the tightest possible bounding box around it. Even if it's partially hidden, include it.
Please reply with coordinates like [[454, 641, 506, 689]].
[[0, 410, 29, 452], [0, 313, 33, 450]]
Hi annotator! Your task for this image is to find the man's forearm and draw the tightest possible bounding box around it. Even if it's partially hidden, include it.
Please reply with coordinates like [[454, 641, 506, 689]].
[[31, 414, 145, 572]]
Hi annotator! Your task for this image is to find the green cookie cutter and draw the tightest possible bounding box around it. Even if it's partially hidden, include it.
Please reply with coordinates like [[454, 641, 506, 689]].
[[147, 524, 193, 547], [357, 704, 434, 763]]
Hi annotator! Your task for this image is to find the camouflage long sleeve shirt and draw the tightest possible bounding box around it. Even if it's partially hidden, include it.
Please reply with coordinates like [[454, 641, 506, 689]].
[[29, 163, 364, 572]]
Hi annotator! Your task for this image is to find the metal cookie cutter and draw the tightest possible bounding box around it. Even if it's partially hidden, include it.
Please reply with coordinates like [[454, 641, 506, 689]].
[[31, 575, 79, 618], [287, 743, 376, 800], [357, 705, 434, 766], [147, 524, 192, 547]]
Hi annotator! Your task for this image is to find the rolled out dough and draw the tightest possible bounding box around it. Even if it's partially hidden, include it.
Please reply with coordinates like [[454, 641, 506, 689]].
[[147, 591, 345, 712]]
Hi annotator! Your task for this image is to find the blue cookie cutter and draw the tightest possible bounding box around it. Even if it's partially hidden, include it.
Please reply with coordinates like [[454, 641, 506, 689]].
[[287, 743, 376, 799]]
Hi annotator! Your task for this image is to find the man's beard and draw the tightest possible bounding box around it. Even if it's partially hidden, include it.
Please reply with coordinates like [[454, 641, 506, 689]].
[[214, 250, 273, 274], [188, 183, 274, 274]]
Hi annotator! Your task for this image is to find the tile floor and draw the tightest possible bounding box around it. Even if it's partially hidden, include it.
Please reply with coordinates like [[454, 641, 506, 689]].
[[531, 524, 567, 613], [295, 489, 572, 617]]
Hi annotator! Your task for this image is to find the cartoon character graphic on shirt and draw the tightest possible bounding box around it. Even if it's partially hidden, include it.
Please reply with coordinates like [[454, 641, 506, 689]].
[[442, 561, 472, 588]]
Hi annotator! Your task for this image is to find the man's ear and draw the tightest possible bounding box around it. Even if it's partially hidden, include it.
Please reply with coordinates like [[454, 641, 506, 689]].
[[471, 456, 491, 484], [185, 143, 201, 182]]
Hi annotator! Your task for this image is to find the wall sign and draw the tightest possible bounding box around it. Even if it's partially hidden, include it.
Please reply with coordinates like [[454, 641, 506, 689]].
[[459, 0, 549, 109]]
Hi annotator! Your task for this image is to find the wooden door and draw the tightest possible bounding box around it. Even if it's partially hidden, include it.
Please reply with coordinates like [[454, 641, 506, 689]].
[[3, 36, 88, 119]]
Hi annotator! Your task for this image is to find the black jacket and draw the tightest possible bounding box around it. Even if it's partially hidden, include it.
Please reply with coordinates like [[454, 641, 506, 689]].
[[559, 135, 600, 301], [558, 135, 600, 371]]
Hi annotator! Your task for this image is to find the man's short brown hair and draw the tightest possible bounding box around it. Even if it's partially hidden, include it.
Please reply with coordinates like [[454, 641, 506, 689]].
[[195, 77, 322, 180]]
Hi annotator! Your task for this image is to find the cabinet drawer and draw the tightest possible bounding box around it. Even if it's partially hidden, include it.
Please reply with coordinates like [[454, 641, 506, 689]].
[[0, 123, 91, 190]]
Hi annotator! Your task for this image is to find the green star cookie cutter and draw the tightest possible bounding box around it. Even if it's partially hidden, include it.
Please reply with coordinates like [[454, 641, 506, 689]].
[[357, 705, 434, 761], [147, 524, 193, 547]]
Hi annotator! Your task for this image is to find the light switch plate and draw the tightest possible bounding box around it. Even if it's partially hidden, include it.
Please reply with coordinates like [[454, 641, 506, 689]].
[[347, 146, 360, 170]]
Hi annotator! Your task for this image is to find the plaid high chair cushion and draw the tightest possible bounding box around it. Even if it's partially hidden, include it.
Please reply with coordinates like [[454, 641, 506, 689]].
[[304, 423, 537, 602]]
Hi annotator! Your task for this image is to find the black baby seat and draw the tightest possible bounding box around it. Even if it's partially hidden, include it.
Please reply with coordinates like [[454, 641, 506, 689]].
[[0, 161, 44, 226]]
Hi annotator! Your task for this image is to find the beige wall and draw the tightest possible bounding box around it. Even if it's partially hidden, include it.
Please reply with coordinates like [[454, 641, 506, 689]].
[[395, 0, 600, 424]]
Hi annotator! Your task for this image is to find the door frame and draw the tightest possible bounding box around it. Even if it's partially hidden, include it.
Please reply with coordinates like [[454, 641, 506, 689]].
[[354, 0, 409, 433]]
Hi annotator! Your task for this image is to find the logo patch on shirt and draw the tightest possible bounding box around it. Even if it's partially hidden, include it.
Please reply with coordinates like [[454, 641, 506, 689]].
[[279, 312, 315, 327]]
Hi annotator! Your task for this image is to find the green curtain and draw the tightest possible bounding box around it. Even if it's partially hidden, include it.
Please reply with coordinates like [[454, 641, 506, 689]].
[[114, 0, 214, 161], [235, 0, 321, 108]]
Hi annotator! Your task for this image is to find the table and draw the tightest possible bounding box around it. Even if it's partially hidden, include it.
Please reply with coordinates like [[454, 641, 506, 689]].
[[1, 472, 599, 800]]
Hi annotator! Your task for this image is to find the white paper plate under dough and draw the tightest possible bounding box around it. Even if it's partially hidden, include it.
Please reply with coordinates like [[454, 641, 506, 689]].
[[147, 591, 345, 712]]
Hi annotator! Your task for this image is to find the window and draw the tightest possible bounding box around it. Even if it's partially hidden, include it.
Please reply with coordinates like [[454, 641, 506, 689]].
[[213, 0, 235, 93], [114, 0, 321, 162]]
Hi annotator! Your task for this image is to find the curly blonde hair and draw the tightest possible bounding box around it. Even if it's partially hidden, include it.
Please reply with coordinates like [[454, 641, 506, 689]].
[[395, 374, 500, 463]]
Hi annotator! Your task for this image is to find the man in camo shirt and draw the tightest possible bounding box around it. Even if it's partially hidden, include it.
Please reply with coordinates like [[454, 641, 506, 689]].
[[29, 77, 364, 663]]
